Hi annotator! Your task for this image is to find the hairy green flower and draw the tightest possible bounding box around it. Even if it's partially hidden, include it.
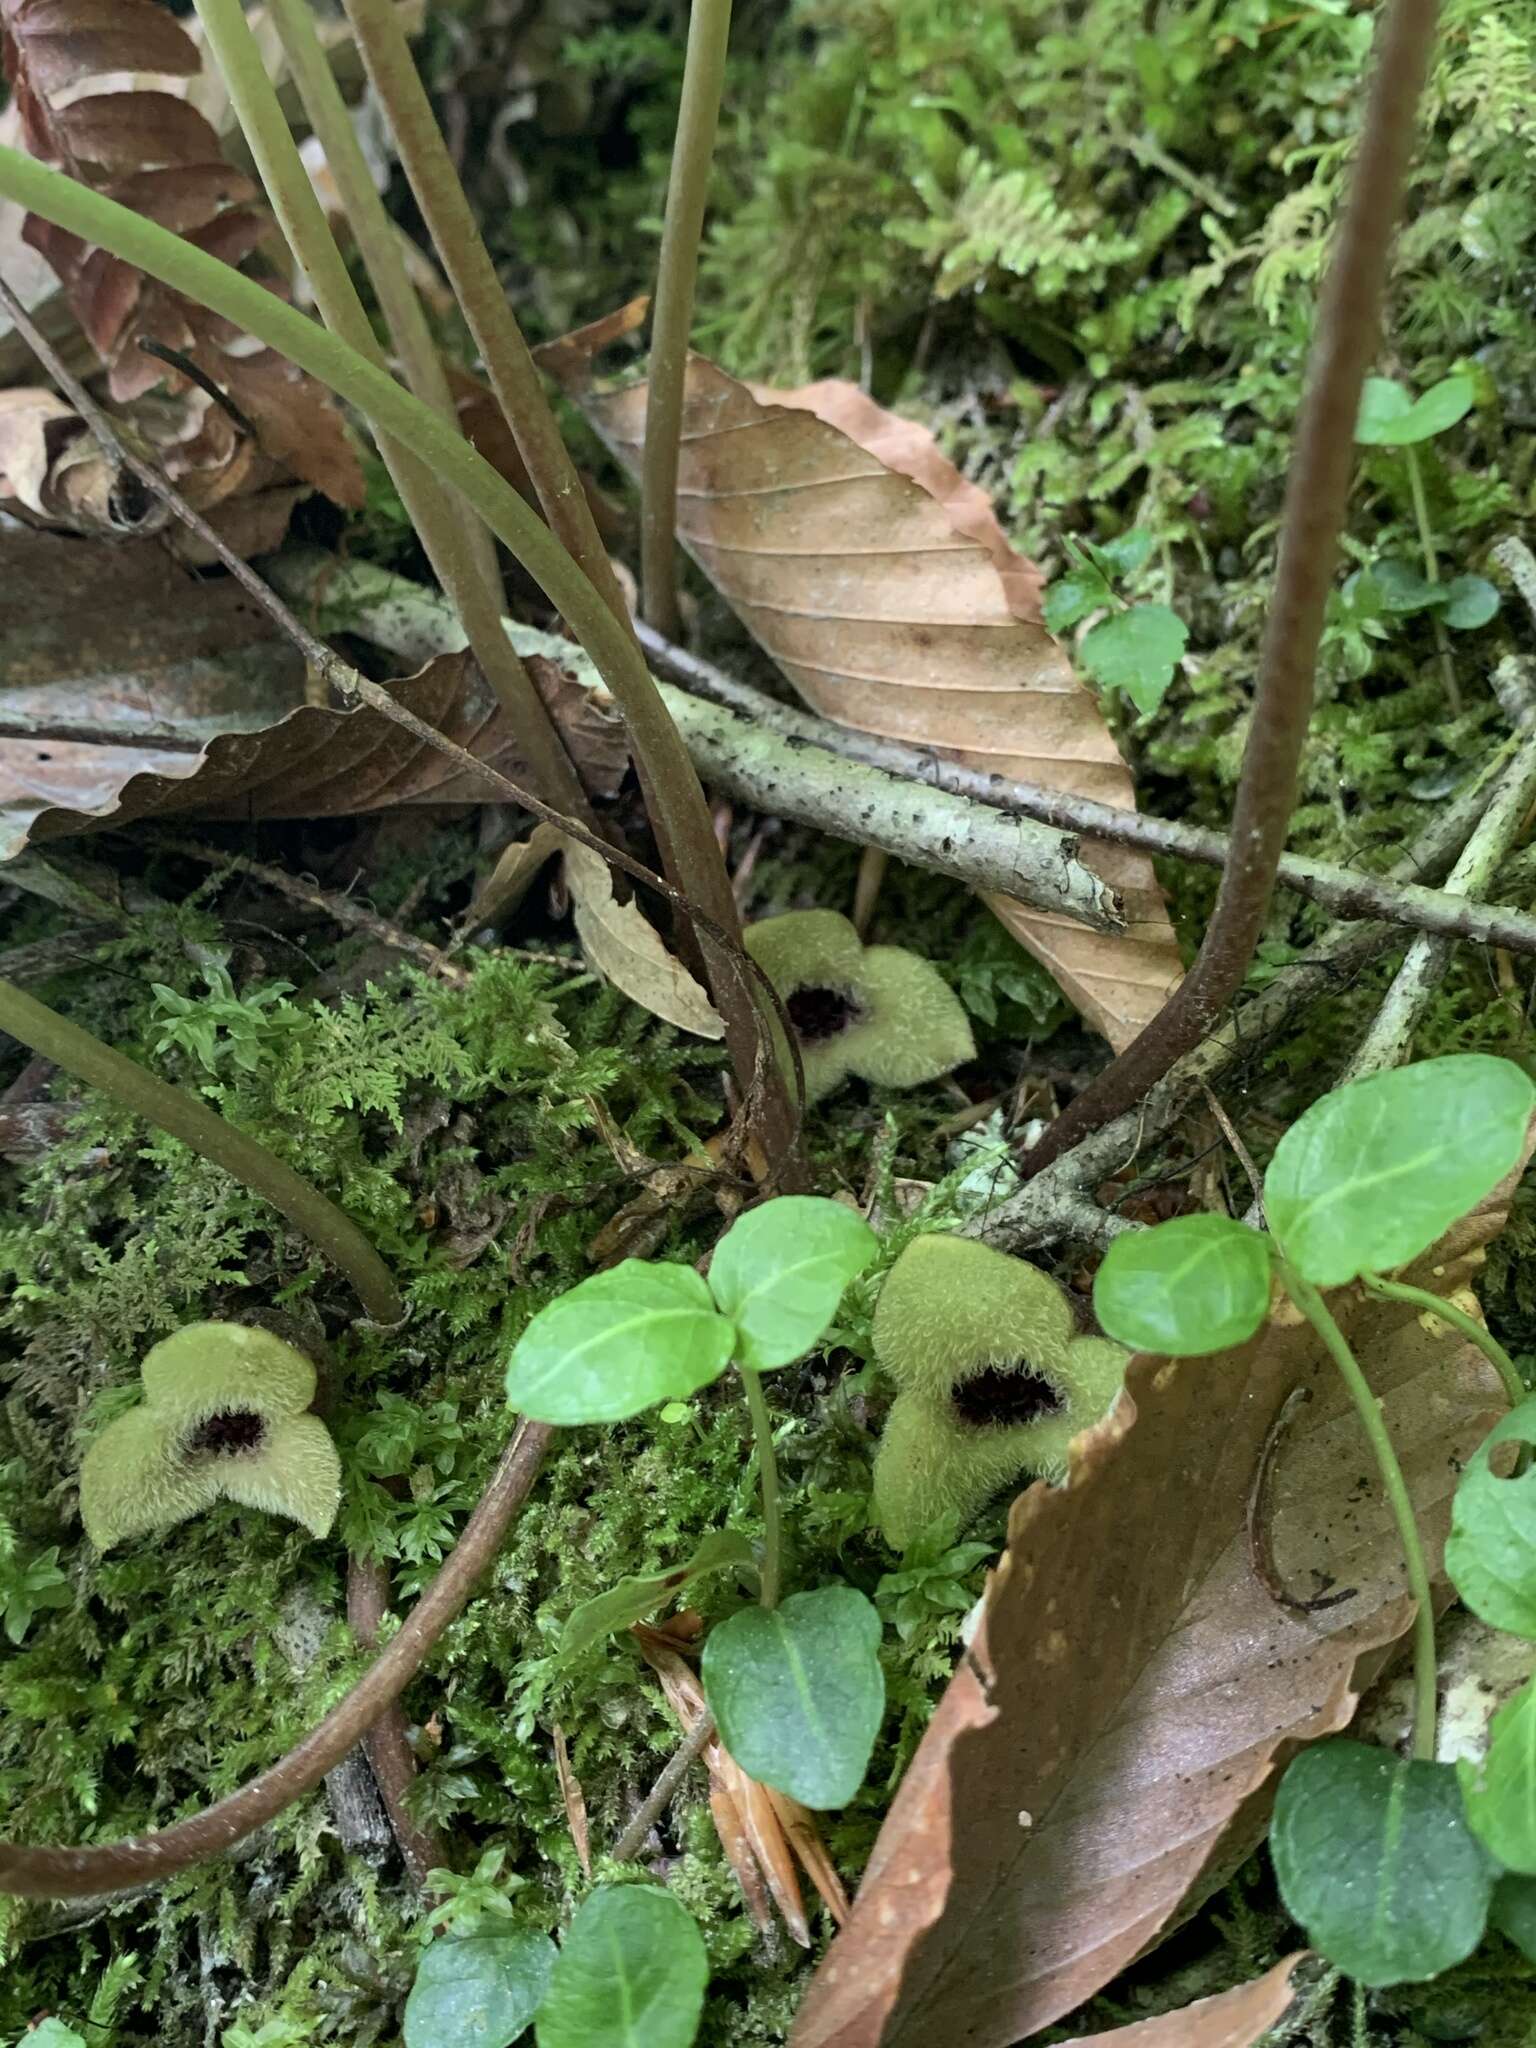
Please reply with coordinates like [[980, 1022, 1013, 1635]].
[[79, 1323, 340, 1549], [744, 909, 974, 1104], [871, 1235, 1126, 1550]]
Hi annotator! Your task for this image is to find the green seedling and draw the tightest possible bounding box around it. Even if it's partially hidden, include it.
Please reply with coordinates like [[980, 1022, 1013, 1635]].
[[536, 1888, 708, 2048], [1042, 528, 1188, 716], [744, 909, 974, 1105], [1353, 372, 1497, 706], [871, 1235, 1127, 1549], [506, 1195, 885, 1834], [0, 1531, 69, 1647], [78, 1323, 341, 1549], [405, 1927, 556, 2048], [1092, 1052, 1536, 1987]]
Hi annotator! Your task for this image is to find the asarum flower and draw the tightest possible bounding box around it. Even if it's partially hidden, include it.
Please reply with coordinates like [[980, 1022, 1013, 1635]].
[[79, 1322, 341, 1550], [743, 909, 975, 1106], [871, 1235, 1127, 1550]]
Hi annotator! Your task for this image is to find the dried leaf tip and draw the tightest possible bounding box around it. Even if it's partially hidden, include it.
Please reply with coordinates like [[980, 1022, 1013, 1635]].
[[743, 909, 974, 1105], [871, 1236, 1127, 1550], [79, 1322, 341, 1549]]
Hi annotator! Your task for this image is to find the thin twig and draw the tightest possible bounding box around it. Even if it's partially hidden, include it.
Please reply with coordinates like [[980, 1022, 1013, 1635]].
[[637, 626, 1536, 956], [1341, 717, 1536, 1080], [1008, 0, 1443, 1183], [0, 1421, 554, 1898], [611, 1713, 717, 1863], [1201, 1082, 1266, 1222], [346, 1553, 449, 1890]]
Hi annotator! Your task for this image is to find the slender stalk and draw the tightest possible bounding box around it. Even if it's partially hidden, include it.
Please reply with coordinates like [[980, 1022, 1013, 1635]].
[[0, 143, 792, 1165], [263, 0, 500, 598], [742, 1366, 783, 1609], [1280, 1263, 1437, 1760], [642, 0, 733, 637], [0, 977, 401, 1323], [190, 0, 589, 822], [337, 0, 632, 635], [0, 1421, 553, 1898], [1406, 445, 1461, 712], [1364, 1277, 1526, 1412], [611, 1712, 717, 1862], [1014, 0, 1442, 1184]]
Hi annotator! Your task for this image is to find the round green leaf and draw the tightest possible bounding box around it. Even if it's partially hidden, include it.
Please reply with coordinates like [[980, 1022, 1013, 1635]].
[[1445, 1398, 1536, 1637], [1460, 1679, 1536, 1872], [1355, 376, 1414, 444], [701, 1584, 884, 1808], [1491, 1872, 1536, 1961], [1365, 558, 1441, 614], [1357, 373, 1474, 446], [1092, 1214, 1271, 1357], [1264, 1054, 1536, 1288], [1441, 573, 1500, 630], [706, 1196, 878, 1373], [405, 1931, 556, 2048], [1042, 565, 1111, 635], [19, 2026, 87, 2048], [1272, 1741, 1494, 1986], [505, 1262, 736, 1424], [1079, 604, 1187, 715], [534, 1888, 707, 2048]]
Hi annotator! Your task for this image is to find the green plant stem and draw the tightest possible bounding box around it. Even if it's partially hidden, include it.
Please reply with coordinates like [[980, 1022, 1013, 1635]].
[[190, 0, 589, 821], [1406, 444, 1461, 712], [741, 1366, 782, 1609], [263, 0, 499, 598], [0, 977, 401, 1323], [1279, 1262, 1437, 1760], [642, 0, 733, 638], [0, 140, 792, 1162], [337, 0, 632, 635], [1364, 1277, 1526, 1411]]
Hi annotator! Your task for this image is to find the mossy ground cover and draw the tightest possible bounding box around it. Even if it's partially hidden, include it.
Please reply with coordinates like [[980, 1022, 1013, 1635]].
[[3, 0, 1536, 2041]]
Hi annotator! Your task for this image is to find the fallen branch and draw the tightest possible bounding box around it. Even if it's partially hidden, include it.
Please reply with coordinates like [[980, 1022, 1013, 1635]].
[[0, 1420, 554, 1898], [273, 552, 1536, 958]]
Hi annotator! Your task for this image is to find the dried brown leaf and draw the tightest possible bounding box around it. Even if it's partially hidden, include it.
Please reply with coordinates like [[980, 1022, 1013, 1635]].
[[551, 1723, 592, 1882], [564, 837, 724, 1040], [0, 534, 604, 858], [791, 1209, 1514, 2048], [542, 341, 1181, 1049], [1055, 1954, 1310, 2048], [458, 822, 566, 935]]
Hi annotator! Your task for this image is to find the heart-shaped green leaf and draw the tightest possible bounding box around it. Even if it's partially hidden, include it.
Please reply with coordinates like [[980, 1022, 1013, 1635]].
[[404, 1931, 556, 2048], [505, 1262, 736, 1424], [1079, 604, 1188, 715], [1092, 1213, 1271, 1357], [559, 1529, 758, 1659], [701, 1584, 884, 1808], [1264, 1054, 1535, 1287], [1442, 574, 1500, 630], [1460, 1678, 1536, 1873], [707, 1196, 878, 1372], [534, 1888, 707, 2048], [1445, 1398, 1536, 1638], [1356, 373, 1475, 446], [1271, 1741, 1494, 1986]]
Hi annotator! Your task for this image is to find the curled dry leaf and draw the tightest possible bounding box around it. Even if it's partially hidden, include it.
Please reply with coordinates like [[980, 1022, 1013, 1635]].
[[0, 532, 615, 860], [0, 0, 362, 534], [564, 836, 723, 1041], [1055, 1953, 1310, 2048], [540, 335, 1181, 1049], [791, 1203, 1517, 2048]]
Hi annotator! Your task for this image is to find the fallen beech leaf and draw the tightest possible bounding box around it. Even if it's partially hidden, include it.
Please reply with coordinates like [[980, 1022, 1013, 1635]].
[[1055, 1953, 1310, 2047], [0, 534, 605, 858], [564, 837, 724, 1040], [541, 341, 1180, 1049], [791, 1207, 1513, 2048]]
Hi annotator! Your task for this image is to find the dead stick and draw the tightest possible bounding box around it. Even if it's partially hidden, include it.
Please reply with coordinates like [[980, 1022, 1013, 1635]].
[[1008, 0, 1443, 1183], [346, 1553, 450, 1890], [611, 1713, 717, 1864]]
